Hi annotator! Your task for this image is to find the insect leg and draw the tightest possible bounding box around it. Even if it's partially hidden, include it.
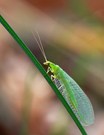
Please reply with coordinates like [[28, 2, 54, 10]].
[[47, 67, 51, 73], [51, 75, 56, 81]]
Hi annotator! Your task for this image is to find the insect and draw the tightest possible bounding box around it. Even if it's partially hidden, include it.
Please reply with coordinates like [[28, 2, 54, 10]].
[[32, 30, 95, 126]]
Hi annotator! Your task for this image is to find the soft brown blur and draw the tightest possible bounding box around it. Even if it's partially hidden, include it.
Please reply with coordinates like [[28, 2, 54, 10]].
[[87, 0, 104, 21], [0, 0, 104, 135]]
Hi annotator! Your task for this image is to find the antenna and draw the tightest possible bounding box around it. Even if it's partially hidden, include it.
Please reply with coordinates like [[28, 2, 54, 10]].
[[32, 30, 47, 62]]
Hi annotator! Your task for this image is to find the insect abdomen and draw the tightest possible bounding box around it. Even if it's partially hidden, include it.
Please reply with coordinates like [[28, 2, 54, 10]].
[[53, 66, 94, 126], [54, 78, 78, 114]]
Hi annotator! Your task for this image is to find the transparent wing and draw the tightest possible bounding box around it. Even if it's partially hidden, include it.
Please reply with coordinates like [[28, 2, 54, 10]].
[[64, 71, 95, 126]]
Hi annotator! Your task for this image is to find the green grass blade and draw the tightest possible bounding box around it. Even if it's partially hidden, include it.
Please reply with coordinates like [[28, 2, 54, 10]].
[[0, 15, 87, 135]]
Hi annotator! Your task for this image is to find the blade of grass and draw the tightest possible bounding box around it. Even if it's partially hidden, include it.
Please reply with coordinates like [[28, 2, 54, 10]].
[[0, 15, 87, 135]]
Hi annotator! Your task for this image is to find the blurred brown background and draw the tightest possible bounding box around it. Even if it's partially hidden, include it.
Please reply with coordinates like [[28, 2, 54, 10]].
[[0, 0, 104, 135]]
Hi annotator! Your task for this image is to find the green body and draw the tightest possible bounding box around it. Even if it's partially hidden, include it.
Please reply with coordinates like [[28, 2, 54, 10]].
[[44, 61, 94, 126]]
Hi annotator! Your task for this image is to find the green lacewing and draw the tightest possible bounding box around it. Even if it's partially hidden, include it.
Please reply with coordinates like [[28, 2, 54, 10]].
[[32, 30, 95, 126]]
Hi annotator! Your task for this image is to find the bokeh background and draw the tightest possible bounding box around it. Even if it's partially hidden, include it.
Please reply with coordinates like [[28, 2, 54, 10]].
[[0, 0, 104, 135]]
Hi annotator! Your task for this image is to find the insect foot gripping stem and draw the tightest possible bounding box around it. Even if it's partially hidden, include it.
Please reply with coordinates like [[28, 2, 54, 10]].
[[51, 75, 56, 81]]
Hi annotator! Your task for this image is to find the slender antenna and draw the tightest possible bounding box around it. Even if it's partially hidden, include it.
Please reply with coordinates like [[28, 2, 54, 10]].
[[32, 30, 47, 62]]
